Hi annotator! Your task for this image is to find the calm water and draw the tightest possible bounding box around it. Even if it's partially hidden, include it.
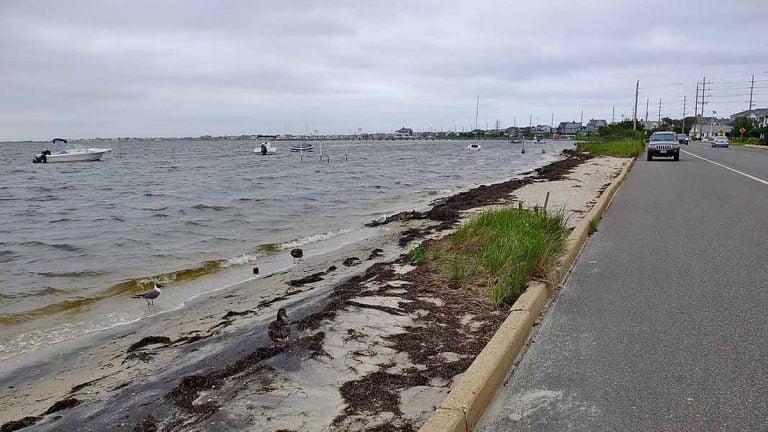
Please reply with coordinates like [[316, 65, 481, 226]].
[[0, 138, 571, 360]]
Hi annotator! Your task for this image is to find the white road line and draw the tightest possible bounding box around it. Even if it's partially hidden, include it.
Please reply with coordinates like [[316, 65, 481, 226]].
[[681, 150, 768, 186]]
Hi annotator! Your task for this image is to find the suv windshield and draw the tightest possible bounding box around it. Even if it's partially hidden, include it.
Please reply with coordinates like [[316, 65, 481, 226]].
[[651, 134, 677, 141]]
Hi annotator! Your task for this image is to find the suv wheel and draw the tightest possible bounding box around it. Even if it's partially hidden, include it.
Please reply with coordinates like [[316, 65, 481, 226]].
[[647, 153, 653, 161], [673, 153, 679, 161]]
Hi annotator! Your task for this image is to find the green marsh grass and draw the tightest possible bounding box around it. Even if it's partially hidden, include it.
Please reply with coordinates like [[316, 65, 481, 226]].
[[576, 138, 645, 157], [434, 207, 569, 306]]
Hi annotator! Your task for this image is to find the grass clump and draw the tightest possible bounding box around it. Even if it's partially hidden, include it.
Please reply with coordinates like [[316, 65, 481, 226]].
[[588, 216, 601, 235], [433, 207, 569, 306], [576, 138, 645, 157], [408, 244, 426, 263]]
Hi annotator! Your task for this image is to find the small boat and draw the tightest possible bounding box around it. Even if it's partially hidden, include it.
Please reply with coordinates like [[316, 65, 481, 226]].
[[290, 142, 315, 152], [253, 141, 277, 155], [32, 139, 111, 163], [467, 143, 482, 151]]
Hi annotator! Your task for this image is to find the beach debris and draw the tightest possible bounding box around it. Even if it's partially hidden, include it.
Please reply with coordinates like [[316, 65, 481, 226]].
[[290, 248, 304, 264], [367, 248, 384, 260], [43, 398, 81, 415], [127, 336, 172, 353], [343, 257, 361, 267], [268, 308, 291, 346], [131, 283, 162, 305]]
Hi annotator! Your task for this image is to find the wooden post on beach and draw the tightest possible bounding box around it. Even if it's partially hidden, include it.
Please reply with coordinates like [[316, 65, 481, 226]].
[[518, 202, 523, 210], [543, 192, 550, 214]]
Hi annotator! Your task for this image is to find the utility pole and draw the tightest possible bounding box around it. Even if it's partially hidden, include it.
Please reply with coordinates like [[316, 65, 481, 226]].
[[700, 77, 706, 118], [700, 77, 706, 139], [645, 98, 649, 122], [749, 74, 755, 111], [682, 95, 686, 134], [551, 113, 554, 129], [474, 95, 479, 131], [580, 109, 583, 126], [633, 80, 639, 131], [694, 83, 699, 138], [612, 106, 615, 123], [658, 98, 662, 124]]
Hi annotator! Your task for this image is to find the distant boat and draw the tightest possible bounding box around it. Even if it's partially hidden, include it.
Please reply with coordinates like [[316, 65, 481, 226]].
[[32, 139, 111, 163], [467, 143, 482, 151], [253, 141, 277, 155], [290, 142, 315, 152]]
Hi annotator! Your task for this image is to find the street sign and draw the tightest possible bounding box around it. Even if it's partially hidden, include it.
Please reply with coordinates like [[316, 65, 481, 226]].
[[740, 127, 747, 134]]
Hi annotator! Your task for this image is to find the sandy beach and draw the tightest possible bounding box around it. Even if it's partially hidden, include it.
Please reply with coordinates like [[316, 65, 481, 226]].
[[0, 150, 629, 432]]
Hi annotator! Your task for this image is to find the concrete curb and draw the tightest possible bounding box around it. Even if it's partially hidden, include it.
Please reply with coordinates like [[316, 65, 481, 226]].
[[418, 156, 636, 432], [744, 144, 768, 151]]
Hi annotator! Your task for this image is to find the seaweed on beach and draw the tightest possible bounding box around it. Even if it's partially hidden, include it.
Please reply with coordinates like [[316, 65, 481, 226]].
[[343, 257, 361, 266], [0, 416, 40, 432], [127, 336, 172, 353], [132, 415, 158, 432]]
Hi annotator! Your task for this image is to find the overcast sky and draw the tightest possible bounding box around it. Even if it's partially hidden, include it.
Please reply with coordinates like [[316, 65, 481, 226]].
[[1, 0, 766, 140]]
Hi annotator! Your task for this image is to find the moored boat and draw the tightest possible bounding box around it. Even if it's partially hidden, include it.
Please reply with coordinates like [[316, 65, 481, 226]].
[[467, 143, 482, 151], [32, 139, 111, 163], [290, 142, 315, 152], [254, 142, 278, 155]]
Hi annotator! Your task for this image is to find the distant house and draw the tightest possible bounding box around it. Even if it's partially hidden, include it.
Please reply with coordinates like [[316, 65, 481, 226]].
[[585, 119, 607, 133], [557, 122, 581, 135], [691, 118, 733, 139], [729, 108, 768, 127], [641, 120, 660, 131], [535, 125, 552, 134], [394, 127, 413, 137]]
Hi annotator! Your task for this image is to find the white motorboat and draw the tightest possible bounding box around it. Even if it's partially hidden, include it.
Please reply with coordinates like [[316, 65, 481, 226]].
[[467, 143, 482, 151], [253, 141, 277, 155], [32, 139, 111, 163], [290, 142, 315, 152]]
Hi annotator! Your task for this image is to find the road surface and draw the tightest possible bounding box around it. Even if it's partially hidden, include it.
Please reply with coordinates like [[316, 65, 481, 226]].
[[477, 142, 768, 431]]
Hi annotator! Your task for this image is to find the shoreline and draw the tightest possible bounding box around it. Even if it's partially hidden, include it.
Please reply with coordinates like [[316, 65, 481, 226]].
[[0, 150, 629, 431], [0, 141, 569, 363]]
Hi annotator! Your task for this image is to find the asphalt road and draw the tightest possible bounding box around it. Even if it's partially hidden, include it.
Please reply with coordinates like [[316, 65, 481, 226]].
[[477, 142, 768, 431]]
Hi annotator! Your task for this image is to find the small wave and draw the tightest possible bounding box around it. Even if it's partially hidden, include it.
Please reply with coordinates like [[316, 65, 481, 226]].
[[192, 204, 228, 211], [235, 197, 265, 202], [19, 241, 83, 253], [0, 286, 70, 300], [221, 253, 260, 267], [280, 228, 353, 250], [0, 249, 18, 263], [151, 213, 171, 218], [37, 270, 105, 278], [0, 261, 222, 325], [49, 218, 73, 224]]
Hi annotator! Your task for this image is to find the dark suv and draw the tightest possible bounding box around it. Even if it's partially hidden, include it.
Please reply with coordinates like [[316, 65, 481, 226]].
[[647, 132, 680, 161]]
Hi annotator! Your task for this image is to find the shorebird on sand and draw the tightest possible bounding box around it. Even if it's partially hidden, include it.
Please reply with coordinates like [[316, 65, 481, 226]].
[[290, 248, 304, 264], [268, 308, 291, 346], [133, 283, 163, 305]]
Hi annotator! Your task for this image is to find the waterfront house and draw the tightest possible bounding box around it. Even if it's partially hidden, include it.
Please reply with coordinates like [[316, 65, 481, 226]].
[[729, 108, 768, 127], [557, 122, 581, 135]]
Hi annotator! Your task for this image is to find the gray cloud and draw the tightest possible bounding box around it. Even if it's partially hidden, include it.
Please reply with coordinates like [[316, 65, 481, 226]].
[[1, 0, 766, 140]]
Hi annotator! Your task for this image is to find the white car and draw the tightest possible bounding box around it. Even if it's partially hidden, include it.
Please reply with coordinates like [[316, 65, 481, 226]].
[[711, 136, 729, 148]]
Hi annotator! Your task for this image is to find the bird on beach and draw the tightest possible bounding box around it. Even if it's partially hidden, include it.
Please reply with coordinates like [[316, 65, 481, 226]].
[[268, 308, 291, 346], [290, 248, 304, 264], [374, 215, 387, 225], [132, 282, 163, 305]]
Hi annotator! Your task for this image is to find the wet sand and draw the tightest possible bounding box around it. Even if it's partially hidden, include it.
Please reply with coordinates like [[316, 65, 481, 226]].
[[0, 151, 630, 432]]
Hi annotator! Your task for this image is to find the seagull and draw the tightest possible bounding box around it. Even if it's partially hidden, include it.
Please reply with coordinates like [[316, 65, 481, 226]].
[[374, 215, 387, 226], [290, 248, 304, 264], [132, 283, 163, 305], [268, 308, 291, 346]]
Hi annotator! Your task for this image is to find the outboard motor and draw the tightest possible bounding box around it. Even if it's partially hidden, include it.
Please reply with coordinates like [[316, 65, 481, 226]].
[[261, 143, 268, 155], [32, 150, 51, 163]]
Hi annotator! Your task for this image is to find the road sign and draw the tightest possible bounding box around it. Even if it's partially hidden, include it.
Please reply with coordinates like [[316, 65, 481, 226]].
[[740, 127, 747, 134]]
